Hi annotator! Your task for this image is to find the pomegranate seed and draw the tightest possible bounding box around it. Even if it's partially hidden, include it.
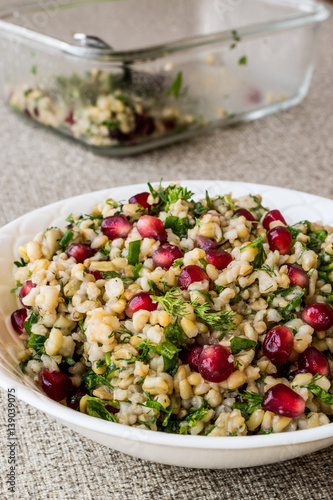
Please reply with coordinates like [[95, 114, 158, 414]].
[[152, 243, 183, 269], [19, 280, 36, 307], [125, 292, 158, 318], [205, 249, 232, 270], [39, 369, 73, 402], [11, 308, 27, 335], [137, 215, 167, 243], [66, 387, 86, 411], [263, 210, 287, 231], [273, 361, 291, 379], [66, 243, 93, 264], [263, 326, 294, 365], [129, 192, 150, 210], [88, 270, 103, 280], [101, 214, 132, 240], [178, 265, 209, 290], [187, 345, 203, 372], [267, 226, 292, 255], [298, 346, 330, 377], [198, 344, 234, 383], [262, 383, 305, 418], [104, 404, 120, 415], [195, 236, 218, 251], [286, 264, 309, 289], [234, 208, 256, 222], [65, 110, 75, 125], [287, 366, 308, 380], [302, 303, 333, 331]]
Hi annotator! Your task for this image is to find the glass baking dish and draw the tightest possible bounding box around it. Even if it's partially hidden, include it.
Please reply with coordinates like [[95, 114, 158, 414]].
[[0, 0, 329, 156]]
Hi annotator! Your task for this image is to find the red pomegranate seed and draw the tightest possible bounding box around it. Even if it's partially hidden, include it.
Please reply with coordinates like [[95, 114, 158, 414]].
[[198, 344, 234, 383], [298, 346, 330, 377], [187, 345, 203, 372], [267, 226, 292, 255], [11, 308, 27, 335], [263, 210, 287, 231], [66, 243, 93, 264], [136, 215, 167, 243], [19, 280, 36, 307], [104, 404, 120, 415], [129, 192, 157, 214], [263, 326, 294, 366], [66, 387, 86, 411], [262, 383, 305, 418], [39, 369, 73, 402], [125, 292, 158, 318], [152, 243, 183, 269], [101, 214, 132, 240], [234, 208, 256, 222], [286, 264, 309, 289], [178, 265, 209, 290], [205, 249, 232, 270], [129, 192, 150, 209], [195, 236, 218, 251], [88, 270, 103, 280], [302, 303, 333, 331]]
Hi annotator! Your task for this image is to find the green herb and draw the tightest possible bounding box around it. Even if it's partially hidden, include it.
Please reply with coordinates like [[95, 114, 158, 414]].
[[85, 397, 117, 422], [31, 65, 37, 75], [233, 391, 263, 420], [238, 56, 247, 65], [301, 376, 333, 405], [98, 241, 112, 257], [101, 120, 119, 130], [172, 258, 184, 268], [166, 71, 184, 98], [231, 29, 241, 42], [14, 258, 26, 268], [65, 214, 75, 224], [223, 195, 235, 210], [164, 321, 188, 348], [164, 216, 192, 239], [82, 367, 114, 392], [131, 262, 143, 279], [279, 288, 306, 320], [205, 190, 212, 210], [254, 264, 276, 276], [151, 287, 188, 318], [181, 401, 212, 433], [78, 318, 86, 334], [258, 429, 273, 435], [192, 301, 235, 333], [24, 313, 39, 336], [230, 337, 257, 355], [287, 226, 302, 243], [128, 240, 141, 266], [59, 229, 74, 249], [10, 281, 23, 293], [147, 182, 159, 199], [193, 201, 207, 217], [28, 333, 46, 354], [62, 356, 76, 366], [241, 236, 266, 268], [163, 185, 194, 210], [116, 94, 133, 107], [147, 280, 161, 295]]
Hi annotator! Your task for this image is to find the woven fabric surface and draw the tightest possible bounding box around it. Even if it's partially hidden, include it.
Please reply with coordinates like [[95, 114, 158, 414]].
[[1, 1, 333, 498]]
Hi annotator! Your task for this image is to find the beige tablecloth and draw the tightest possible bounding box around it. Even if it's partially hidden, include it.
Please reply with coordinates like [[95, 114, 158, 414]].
[[1, 2, 333, 498]]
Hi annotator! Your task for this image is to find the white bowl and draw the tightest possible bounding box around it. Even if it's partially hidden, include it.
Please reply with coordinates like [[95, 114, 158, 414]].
[[1, 180, 333, 469]]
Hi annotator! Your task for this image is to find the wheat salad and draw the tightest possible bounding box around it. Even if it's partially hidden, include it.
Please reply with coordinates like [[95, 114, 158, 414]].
[[10, 182, 333, 436]]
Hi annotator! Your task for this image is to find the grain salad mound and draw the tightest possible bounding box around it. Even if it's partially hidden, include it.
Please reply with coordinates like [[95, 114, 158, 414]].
[[10, 182, 333, 436]]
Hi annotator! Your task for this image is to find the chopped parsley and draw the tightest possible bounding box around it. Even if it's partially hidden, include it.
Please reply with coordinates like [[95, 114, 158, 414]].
[[233, 391, 263, 420], [166, 71, 185, 98], [164, 216, 193, 239], [230, 337, 257, 355], [127, 240, 141, 266]]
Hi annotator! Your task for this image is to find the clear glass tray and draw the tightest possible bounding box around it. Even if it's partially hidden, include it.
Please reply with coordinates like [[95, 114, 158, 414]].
[[0, 0, 329, 156]]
